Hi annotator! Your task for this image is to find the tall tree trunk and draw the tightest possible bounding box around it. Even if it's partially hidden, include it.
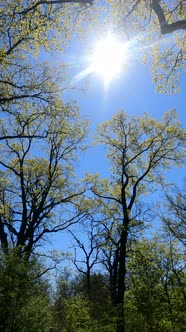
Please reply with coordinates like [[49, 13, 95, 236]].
[[0, 217, 8, 253], [110, 248, 119, 306], [116, 227, 128, 332], [87, 267, 91, 299]]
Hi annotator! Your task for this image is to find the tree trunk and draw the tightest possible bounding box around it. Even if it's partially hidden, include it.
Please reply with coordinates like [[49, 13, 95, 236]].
[[87, 267, 91, 299], [115, 227, 128, 332], [110, 248, 119, 306]]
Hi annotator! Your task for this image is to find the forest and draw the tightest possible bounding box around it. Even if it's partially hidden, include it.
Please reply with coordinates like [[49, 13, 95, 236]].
[[0, 1, 185, 332]]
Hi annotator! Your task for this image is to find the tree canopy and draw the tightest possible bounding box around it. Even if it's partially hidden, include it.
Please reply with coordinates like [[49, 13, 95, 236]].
[[86, 109, 185, 332], [107, 0, 186, 93], [0, 97, 88, 257], [0, 1, 186, 332]]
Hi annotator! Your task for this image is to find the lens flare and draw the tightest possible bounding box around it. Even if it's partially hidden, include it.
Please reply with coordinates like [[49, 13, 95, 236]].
[[91, 34, 127, 85]]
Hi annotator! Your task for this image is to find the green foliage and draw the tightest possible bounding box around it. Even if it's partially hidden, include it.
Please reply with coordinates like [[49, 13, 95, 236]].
[[53, 292, 92, 332], [0, 249, 52, 332], [85, 110, 185, 332], [0, 0, 93, 61], [125, 237, 186, 332], [88, 109, 185, 249], [162, 181, 186, 246], [53, 272, 116, 332], [0, 0, 97, 108], [1, 0, 185, 97], [0, 98, 88, 256], [107, 0, 186, 93], [63, 296, 91, 332], [0, 0, 91, 257], [79, 273, 115, 325], [0, 2, 186, 332]]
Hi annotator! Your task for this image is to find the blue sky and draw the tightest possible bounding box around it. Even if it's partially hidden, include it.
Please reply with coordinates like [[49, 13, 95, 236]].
[[45, 34, 185, 263], [61, 39, 186, 180]]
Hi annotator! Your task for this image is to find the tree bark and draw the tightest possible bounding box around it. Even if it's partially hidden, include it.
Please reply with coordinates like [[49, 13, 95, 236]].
[[116, 226, 128, 332], [151, 0, 186, 35]]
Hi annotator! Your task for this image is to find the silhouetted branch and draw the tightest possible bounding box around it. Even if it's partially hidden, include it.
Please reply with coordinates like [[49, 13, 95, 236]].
[[151, 0, 186, 34]]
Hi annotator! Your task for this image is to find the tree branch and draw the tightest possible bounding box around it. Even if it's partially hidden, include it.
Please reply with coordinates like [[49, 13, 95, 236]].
[[91, 187, 121, 204], [18, 0, 93, 15], [151, 0, 186, 34], [0, 92, 52, 104], [0, 133, 48, 141], [122, 0, 141, 20]]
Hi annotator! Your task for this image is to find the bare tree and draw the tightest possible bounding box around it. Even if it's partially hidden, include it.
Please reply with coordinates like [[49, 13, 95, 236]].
[[70, 217, 100, 298]]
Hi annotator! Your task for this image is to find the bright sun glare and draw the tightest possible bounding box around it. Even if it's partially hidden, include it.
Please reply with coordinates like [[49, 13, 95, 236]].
[[91, 34, 127, 85]]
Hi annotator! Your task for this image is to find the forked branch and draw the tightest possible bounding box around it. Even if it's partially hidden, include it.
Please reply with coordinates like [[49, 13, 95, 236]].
[[151, 0, 186, 34]]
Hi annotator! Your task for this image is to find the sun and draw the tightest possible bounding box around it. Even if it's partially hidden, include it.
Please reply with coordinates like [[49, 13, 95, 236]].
[[91, 34, 127, 85], [73, 33, 128, 86]]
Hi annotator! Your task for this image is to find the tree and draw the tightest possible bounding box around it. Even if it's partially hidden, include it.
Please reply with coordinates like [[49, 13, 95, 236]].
[[53, 271, 92, 332], [87, 110, 185, 332], [0, 63, 62, 111], [53, 270, 115, 331], [162, 180, 186, 246], [0, 0, 94, 116], [54, 295, 91, 332], [70, 217, 100, 298], [0, 248, 53, 332], [0, 95, 88, 258], [0, 0, 92, 259], [125, 237, 186, 332], [110, 0, 186, 35], [107, 0, 186, 93], [1, 1, 185, 99], [0, 0, 92, 59]]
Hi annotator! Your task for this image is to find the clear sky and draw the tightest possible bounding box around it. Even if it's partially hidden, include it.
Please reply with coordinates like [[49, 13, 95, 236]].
[[59, 36, 186, 181], [43, 32, 186, 264]]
